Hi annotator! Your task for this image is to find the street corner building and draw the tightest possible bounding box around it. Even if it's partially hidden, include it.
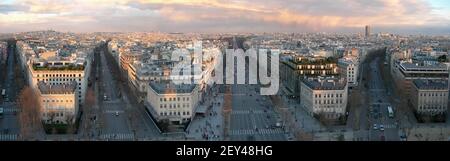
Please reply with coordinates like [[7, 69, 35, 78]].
[[146, 81, 201, 125], [300, 77, 348, 121], [411, 79, 448, 117], [38, 81, 79, 124], [15, 38, 93, 125], [16, 41, 92, 107]]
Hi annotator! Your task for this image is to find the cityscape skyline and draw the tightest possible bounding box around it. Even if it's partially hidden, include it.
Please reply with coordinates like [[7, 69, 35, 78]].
[[0, 0, 450, 34], [1, 22, 450, 142], [2, 0, 450, 144]]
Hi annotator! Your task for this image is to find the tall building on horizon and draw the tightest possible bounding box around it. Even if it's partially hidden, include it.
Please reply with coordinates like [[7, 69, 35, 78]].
[[365, 25, 371, 38]]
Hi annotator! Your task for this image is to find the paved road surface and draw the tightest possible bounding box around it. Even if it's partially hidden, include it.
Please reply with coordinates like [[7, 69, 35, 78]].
[[229, 84, 287, 141], [367, 57, 399, 141], [0, 42, 20, 140]]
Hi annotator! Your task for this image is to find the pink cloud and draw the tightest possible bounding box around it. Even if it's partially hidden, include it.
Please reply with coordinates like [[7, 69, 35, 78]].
[[0, 0, 448, 33]]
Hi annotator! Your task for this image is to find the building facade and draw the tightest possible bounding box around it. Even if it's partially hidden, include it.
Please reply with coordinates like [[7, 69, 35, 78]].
[[28, 58, 90, 106], [411, 79, 448, 116], [145, 81, 201, 124], [280, 55, 339, 97], [38, 81, 78, 124], [392, 60, 448, 99], [300, 77, 348, 120], [365, 25, 371, 38], [338, 57, 359, 87]]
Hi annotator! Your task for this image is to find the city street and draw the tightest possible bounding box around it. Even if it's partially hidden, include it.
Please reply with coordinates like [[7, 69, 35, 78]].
[[0, 102, 19, 140], [229, 84, 287, 141], [98, 50, 132, 140], [367, 57, 399, 141], [0, 42, 20, 141], [224, 36, 287, 141], [100, 45, 162, 140]]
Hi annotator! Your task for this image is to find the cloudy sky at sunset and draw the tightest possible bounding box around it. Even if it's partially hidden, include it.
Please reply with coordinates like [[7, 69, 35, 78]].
[[1, 0, 449, 34]]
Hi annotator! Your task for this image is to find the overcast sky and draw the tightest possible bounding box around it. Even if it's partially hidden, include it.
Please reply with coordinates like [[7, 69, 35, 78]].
[[1, 0, 449, 34]]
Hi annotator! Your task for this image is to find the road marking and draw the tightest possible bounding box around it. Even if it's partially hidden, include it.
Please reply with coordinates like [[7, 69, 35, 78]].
[[1, 108, 20, 113], [229, 128, 284, 135], [0, 134, 18, 141], [383, 124, 396, 129], [231, 110, 265, 115], [100, 133, 134, 140]]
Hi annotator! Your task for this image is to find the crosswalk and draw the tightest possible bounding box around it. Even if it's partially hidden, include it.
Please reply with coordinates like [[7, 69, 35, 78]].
[[100, 133, 134, 141], [0, 134, 18, 141], [2, 108, 20, 113], [372, 124, 397, 130], [229, 128, 284, 135], [383, 124, 396, 129], [231, 110, 265, 115]]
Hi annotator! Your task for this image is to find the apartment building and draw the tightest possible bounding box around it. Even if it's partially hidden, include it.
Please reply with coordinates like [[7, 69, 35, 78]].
[[411, 79, 448, 116], [145, 81, 201, 124], [280, 55, 339, 97], [38, 81, 78, 124], [300, 77, 348, 120], [338, 57, 359, 87]]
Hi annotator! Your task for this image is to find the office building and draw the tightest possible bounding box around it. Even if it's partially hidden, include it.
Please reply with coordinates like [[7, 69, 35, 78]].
[[365, 25, 371, 38]]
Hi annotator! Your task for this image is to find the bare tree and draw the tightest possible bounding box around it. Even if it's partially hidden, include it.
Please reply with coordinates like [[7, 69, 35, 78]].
[[85, 88, 96, 112], [82, 88, 96, 139], [17, 86, 42, 140]]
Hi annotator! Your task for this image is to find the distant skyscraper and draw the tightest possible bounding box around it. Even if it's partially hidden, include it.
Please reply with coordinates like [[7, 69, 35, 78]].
[[365, 25, 371, 38]]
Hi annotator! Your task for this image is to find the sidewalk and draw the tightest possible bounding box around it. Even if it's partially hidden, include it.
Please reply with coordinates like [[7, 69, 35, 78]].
[[186, 91, 224, 141], [404, 125, 450, 141], [278, 90, 326, 136]]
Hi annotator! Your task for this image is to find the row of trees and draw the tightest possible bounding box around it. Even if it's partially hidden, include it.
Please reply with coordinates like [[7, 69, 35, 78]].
[[17, 86, 42, 140]]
